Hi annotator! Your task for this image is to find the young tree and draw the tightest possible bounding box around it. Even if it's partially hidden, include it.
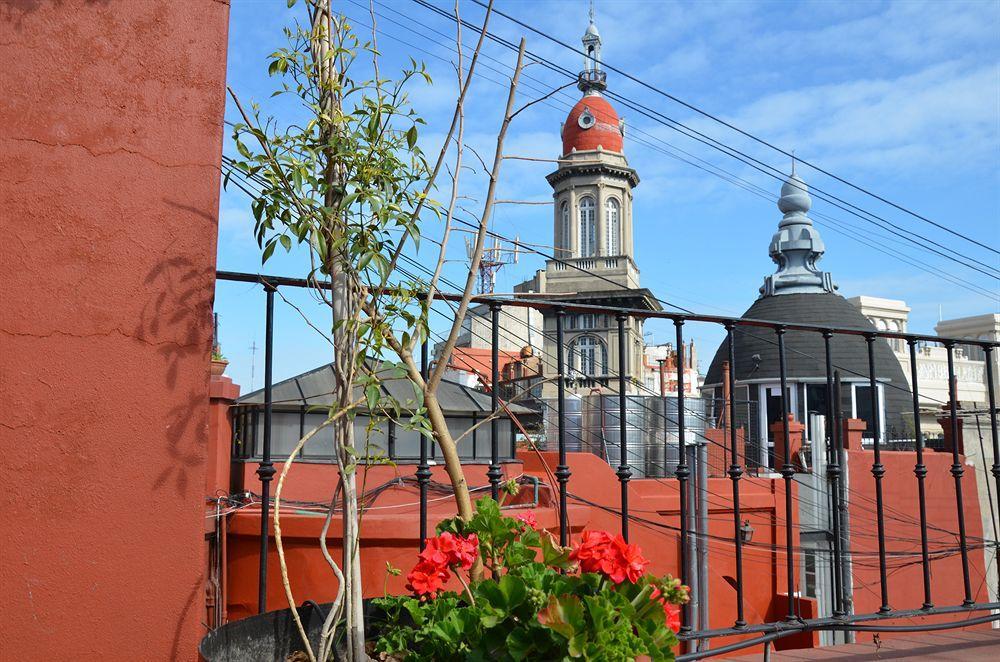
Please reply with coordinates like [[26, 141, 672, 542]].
[[227, 0, 527, 659]]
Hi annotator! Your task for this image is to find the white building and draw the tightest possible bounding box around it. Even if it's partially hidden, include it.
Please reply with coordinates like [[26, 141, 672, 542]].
[[642, 342, 701, 396], [848, 296, 988, 432]]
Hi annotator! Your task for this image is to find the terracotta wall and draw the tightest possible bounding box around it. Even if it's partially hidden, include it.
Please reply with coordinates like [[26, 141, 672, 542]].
[[222, 451, 797, 655], [1, 1, 230, 659], [846, 448, 989, 620]]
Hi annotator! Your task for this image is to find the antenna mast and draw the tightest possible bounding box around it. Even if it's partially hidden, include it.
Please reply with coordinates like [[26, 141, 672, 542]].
[[468, 235, 520, 294]]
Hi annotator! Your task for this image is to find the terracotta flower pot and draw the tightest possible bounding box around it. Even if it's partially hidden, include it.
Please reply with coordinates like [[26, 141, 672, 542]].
[[210, 359, 228, 377]]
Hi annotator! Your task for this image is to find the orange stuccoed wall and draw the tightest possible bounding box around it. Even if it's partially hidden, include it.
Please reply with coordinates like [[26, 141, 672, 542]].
[[212, 398, 988, 655], [1, 1, 230, 659]]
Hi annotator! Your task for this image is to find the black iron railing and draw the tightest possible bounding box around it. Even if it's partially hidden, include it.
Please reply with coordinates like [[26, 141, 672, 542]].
[[215, 270, 1000, 656]]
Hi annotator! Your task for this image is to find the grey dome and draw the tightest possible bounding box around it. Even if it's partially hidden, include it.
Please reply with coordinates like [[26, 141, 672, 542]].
[[704, 293, 913, 438]]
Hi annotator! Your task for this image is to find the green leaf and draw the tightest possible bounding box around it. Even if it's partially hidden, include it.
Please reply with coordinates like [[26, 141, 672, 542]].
[[406, 125, 418, 149], [262, 240, 276, 264], [539, 594, 584, 642], [540, 530, 572, 569], [498, 574, 527, 609], [365, 384, 381, 410], [279, 234, 292, 251]]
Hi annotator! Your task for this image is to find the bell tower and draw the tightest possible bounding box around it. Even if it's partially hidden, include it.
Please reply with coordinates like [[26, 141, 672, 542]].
[[544, 10, 639, 293], [513, 8, 660, 396]]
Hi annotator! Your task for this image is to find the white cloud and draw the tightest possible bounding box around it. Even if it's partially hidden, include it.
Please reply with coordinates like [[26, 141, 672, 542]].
[[713, 60, 998, 174]]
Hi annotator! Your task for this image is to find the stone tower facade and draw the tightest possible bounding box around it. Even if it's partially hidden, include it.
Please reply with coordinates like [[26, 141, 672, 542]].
[[515, 13, 659, 395]]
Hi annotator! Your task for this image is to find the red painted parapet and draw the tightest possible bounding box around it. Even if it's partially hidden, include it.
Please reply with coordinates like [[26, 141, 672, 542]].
[[936, 413, 964, 455], [220, 448, 798, 656], [770, 414, 806, 470], [842, 417, 867, 450], [208, 374, 241, 498]]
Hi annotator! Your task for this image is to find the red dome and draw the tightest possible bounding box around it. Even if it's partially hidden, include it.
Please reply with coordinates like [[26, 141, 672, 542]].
[[561, 95, 623, 155]]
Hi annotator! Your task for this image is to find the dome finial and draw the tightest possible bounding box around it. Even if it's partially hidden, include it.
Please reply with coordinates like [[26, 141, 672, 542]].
[[790, 150, 796, 176], [760, 166, 837, 297]]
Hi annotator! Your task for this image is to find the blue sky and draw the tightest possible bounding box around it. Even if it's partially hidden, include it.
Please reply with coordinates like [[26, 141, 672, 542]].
[[216, 0, 999, 391]]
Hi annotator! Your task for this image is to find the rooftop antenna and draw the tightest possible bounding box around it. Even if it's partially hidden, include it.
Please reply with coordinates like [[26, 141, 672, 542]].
[[468, 234, 520, 294], [249, 339, 258, 390]]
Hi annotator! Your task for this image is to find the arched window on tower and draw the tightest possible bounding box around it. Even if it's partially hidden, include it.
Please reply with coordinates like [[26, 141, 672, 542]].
[[560, 201, 571, 256], [605, 197, 620, 255], [579, 196, 596, 257], [571, 335, 607, 376]]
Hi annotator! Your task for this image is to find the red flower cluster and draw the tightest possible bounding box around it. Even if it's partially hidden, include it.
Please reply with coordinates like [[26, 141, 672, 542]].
[[419, 531, 479, 570], [513, 511, 537, 529], [405, 560, 450, 598], [650, 587, 682, 633], [569, 530, 649, 584], [405, 532, 480, 597]]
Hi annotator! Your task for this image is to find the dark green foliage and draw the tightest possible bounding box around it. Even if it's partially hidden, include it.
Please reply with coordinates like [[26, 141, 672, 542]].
[[374, 499, 684, 661]]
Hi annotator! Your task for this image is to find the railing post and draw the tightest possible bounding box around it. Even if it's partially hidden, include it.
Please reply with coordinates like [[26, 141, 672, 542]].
[[257, 284, 276, 614], [907, 339, 933, 609], [417, 339, 431, 551], [726, 323, 747, 628], [775, 326, 796, 621], [945, 342, 974, 606], [488, 302, 503, 500], [985, 346, 1000, 592], [823, 331, 846, 618], [865, 333, 891, 613], [674, 320, 692, 635], [555, 309, 571, 547], [616, 313, 632, 541]]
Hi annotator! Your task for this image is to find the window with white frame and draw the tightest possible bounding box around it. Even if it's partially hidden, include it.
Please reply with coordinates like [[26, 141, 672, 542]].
[[560, 201, 571, 256], [579, 196, 596, 257], [851, 382, 885, 441], [572, 335, 607, 376], [605, 197, 620, 255]]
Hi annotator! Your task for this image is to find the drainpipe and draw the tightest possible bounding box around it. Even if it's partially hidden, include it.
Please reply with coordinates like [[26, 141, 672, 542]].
[[687, 442, 700, 635], [835, 372, 855, 644], [696, 438, 710, 651]]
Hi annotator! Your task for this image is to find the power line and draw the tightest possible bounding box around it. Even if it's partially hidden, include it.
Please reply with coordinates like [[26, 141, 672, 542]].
[[409, 0, 1000, 279], [464, 0, 1000, 258], [336, 1, 999, 301]]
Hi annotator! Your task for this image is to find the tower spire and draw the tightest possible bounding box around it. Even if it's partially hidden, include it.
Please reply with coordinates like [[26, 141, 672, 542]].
[[579, 2, 607, 94], [759, 167, 837, 297]]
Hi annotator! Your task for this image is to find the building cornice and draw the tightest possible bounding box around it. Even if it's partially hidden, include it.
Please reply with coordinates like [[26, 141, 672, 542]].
[[546, 161, 639, 189]]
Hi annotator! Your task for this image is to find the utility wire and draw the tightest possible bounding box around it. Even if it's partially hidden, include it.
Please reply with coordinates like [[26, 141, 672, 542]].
[[463, 0, 1000, 258], [409, 0, 1000, 279], [340, 0, 998, 301]]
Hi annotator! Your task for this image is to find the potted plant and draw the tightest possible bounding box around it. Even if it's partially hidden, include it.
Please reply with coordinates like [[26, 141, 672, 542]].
[[372, 493, 688, 661], [210, 348, 228, 377]]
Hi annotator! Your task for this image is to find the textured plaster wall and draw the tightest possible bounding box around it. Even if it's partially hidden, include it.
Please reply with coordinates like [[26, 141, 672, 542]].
[[0, 1, 230, 658]]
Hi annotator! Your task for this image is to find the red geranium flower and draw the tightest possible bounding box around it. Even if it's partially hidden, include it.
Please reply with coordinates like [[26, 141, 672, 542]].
[[664, 601, 681, 633], [514, 511, 537, 529], [651, 587, 682, 633], [609, 535, 649, 584], [418, 532, 480, 570], [569, 530, 649, 584], [405, 560, 450, 598]]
